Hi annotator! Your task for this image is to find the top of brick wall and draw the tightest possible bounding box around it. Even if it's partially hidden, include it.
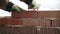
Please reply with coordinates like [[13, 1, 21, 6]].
[[12, 11, 60, 18]]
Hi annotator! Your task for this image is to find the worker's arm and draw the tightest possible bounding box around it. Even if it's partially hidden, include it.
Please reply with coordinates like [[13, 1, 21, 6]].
[[5, 2, 23, 12]]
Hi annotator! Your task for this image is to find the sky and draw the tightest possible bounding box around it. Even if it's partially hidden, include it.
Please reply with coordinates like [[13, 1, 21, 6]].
[[0, 0, 60, 17], [0, 9, 11, 16]]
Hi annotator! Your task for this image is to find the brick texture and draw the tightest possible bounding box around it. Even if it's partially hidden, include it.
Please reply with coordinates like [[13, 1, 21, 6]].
[[38, 11, 60, 18], [7, 18, 23, 25], [52, 19, 60, 27], [21, 18, 50, 27], [0, 17, 23, 25], [0, 17, 8, 26], [12, 11, 60, 18], [37, 27, 59, 34], [0, 26, 60, 34], [12, 11, 37, 18], [0, 26, 36, 34], [39, 18, 50, 27], [0, 11, 60, 27], [21, 18, 40, 26]]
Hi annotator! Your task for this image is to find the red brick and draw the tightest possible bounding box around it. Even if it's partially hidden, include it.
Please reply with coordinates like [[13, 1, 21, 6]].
[[0, 17, 23, 25], [12, 11, 60, 18], [0, 18, 2, 23], [52, 19, 60, 27], [0, 17, 8, 25], [39, 19, 50, 27], [12, 11, 37, 18], [0, 18, 4, 25], [38, 11, 59, 18], [22, 18, 39, 26], [22, 18, 50, 27], [58, 11, 60, 18], [7, 18, 23, 25], [37, 27, 59, 34]]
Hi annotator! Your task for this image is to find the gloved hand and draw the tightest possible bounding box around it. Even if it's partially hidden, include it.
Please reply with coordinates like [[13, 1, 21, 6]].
[[11, 5, 23, 12]]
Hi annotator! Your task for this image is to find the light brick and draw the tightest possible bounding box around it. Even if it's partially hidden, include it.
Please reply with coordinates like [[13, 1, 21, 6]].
[[22, 18, 50, 27], [38, 11, 59, 18], [52, 19, 60, 27]]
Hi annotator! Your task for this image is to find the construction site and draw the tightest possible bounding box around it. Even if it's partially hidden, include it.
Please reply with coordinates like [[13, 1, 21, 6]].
[[0, 0, 60, 34], [0, 11, 60, 34]]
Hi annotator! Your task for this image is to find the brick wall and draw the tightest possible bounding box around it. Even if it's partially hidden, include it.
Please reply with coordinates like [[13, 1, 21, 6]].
[[0, 17, 23, 25], [12, 11, 37, 18], [7, 18, 23, 25], [52, 19, 60, 27], [0, 11, 60, 27], [38, 11, 59, 18], [36, 27, 59, 34], [21, 18, 50, 26], [12, 11, 60, 18], [11, 11, 60, 27], [0, 26, 59, 34]]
